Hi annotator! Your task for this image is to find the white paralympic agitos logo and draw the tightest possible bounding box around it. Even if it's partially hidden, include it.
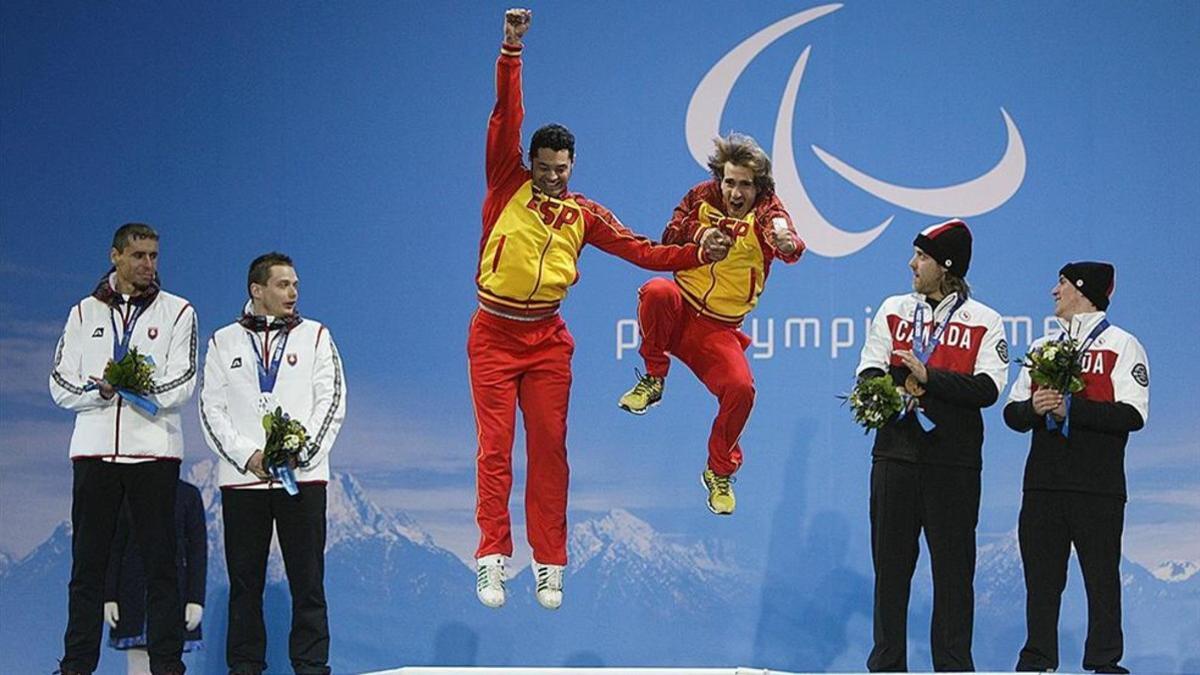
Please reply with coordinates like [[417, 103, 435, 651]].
[[686, 4, 1026, 258]]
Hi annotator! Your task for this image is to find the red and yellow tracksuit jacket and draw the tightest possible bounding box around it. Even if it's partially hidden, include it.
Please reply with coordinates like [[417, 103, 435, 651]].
[[662, 181, 804, 324], [476, 43, 706, 319]]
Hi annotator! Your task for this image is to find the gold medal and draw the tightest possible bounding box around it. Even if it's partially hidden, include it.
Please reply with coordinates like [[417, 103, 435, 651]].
[[904, 373, 926, 397]]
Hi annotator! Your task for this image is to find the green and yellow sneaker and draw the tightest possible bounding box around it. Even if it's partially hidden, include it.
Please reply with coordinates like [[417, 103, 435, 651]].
[[618, 369, 664, 415], [701, 469, 736, 515]]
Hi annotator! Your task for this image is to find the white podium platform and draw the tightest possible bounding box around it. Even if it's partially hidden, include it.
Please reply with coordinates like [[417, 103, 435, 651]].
[[364, 662, 801, 667], [362, 662, 1022, 667]]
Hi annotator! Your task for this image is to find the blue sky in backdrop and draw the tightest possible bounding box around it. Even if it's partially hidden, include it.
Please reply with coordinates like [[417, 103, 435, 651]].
[[2, 2, 1198, 580]]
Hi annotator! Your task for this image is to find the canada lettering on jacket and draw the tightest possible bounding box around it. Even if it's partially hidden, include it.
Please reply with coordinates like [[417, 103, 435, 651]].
[[1079, 350, 1111, 375], [891, 319, 974, 350]]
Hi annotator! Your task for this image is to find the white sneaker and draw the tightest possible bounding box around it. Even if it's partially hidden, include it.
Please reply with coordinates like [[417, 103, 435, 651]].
[[533, 561, 564, 610], [476, 554, 506, 608]]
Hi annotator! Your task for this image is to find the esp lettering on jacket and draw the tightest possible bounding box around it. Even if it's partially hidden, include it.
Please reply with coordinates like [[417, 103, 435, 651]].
[[526, 193, 582, 231], [704, 211, 751, 240]]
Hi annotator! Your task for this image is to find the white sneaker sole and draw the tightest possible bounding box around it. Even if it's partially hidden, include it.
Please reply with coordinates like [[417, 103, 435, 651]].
[[477, 592, 505, 609]]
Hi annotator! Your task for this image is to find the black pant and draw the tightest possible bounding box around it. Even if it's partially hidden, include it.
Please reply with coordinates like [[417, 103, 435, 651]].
[[62, 459, 183, 674], [222, 484, 330, 675], [1017, 491, 1125, 672], [867, 459, 980, 672]]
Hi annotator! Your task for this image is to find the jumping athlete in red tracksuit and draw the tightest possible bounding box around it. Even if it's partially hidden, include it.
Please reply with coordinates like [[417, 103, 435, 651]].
[[470, 9, 720, 611], [617, 134, 805, 515]]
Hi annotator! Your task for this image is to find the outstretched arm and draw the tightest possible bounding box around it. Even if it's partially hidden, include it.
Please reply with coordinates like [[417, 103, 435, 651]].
[[582, 199, 712, 271], [486, 9, 532, 190]]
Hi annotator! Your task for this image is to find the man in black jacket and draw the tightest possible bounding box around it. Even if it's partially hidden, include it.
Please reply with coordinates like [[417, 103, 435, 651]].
[[856, 220, 1009, 672], [1005, 262, 1149, 674]]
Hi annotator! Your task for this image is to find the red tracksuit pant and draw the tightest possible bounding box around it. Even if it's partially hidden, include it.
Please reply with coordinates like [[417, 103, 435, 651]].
[[636, 277, 754, 476], [468, 309, 573, 565]]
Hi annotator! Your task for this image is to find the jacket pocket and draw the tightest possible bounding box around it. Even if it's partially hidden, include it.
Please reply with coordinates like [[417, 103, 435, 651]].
[[491, 235, 507, 273], [746, 268, 758, 303]]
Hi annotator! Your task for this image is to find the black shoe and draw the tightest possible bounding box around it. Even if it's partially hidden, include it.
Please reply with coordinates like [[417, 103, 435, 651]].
[[1092, 666, 1129, 674]]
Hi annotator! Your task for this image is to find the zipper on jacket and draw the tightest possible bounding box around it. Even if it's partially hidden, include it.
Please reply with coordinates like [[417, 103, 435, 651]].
[[491, 235, 507, 273], [698, 262, 719, 311], [112, 397, 123, 459]]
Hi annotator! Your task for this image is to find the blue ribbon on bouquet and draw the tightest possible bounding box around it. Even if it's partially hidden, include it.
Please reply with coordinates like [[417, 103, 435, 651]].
[[83, 382, 160, 416], [84, 354, 159, 416], [115, 389, 159, 416], [269, 462, 300, 496], [1044, 319, 1109, 437]]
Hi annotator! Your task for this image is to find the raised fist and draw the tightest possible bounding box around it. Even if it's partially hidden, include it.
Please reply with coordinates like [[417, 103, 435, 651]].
[[504, 8, 531, 46]]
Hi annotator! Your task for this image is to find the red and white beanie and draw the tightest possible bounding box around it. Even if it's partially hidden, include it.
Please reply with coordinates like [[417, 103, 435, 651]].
[[914, 219, 972, 277]]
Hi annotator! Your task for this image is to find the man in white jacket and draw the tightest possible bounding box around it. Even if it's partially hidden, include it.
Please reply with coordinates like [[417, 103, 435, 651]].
[[50, 223, 198, 675], [199, 252, 346, 675]]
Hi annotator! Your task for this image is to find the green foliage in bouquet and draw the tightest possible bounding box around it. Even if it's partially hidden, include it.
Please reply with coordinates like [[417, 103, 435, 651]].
[[1020, 339, 1085, 394], [102, 347, 155, 394], [841, 375, 904, 433], [261, 406, 313, 469]]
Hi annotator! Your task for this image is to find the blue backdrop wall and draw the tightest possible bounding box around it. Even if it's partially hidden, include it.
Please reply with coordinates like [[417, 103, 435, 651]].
[[2, 2, 1198, 673]]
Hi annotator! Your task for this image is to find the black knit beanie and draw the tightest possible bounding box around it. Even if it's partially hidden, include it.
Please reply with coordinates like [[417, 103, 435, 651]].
[[1060, 261, 1115, 311]]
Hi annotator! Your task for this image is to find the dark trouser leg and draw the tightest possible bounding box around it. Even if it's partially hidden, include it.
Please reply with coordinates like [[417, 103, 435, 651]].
[[62, 459, 126, 673], [921, 465, 980, 672], [124, 461, 183, 674], [867, 460, 921, 672], [1017, 491, 1070, 672], [1071, 494, 1125, 672], [274, 485, 330, 674], [222, 488, 273, 674]]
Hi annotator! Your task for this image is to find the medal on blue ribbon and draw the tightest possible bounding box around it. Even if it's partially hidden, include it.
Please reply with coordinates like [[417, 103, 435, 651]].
[[1045, 319, 1110, 436], [900, 296, 967, 432], [248, 329, 301, 495], [110, 300, 147, 362], [86, 302, 160, 415]]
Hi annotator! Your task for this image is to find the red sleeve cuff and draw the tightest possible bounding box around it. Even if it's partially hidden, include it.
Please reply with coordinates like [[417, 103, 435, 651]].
[[500, 42, 523, 57]]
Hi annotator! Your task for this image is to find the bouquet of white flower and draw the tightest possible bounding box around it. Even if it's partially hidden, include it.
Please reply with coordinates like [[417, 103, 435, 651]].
[[261, 407, 314, 494], [841, 375, 904, 433], [1020, 339, 1085, 394]]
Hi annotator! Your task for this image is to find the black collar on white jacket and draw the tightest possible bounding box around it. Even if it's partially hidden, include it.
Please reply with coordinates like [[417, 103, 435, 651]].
[[237, 300, 303, 332], [91, 269, 161, 308]]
